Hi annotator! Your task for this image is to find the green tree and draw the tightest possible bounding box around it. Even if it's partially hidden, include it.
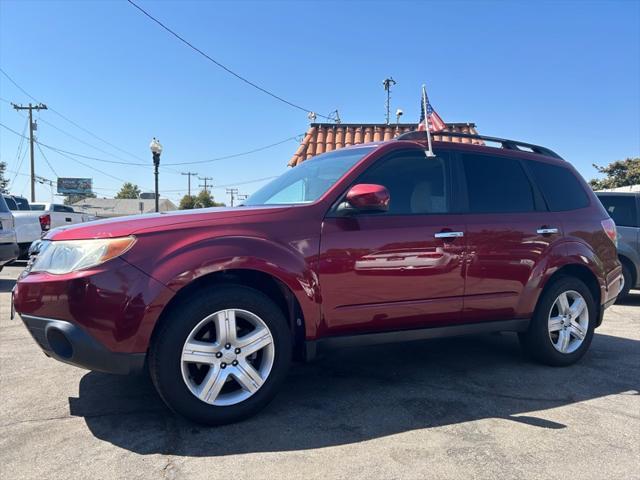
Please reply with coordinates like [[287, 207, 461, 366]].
[[179, 194, 196, 210], [191, 190, 225, 209], [64, 192, 97, 206], [590, 157, 640, 190], [194, 189, 214, 208], [115, 182, 141, 199], [0, 161, 9, 193]]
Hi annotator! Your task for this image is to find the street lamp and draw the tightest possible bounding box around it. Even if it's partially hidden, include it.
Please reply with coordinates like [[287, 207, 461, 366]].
[[149, 137, 162, 212]]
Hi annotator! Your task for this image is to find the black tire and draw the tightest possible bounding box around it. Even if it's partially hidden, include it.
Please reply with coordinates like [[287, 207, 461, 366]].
[[617, 262, 632, 302], [519, 276, 596, 367], [148, 285, 292, 425]]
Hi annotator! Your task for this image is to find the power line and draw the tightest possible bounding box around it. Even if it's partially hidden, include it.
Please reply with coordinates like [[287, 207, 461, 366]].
[[10, 117, 29, 188], [36, 116, 145, 165], [0, 67, 145, 162], [126, 0, 332, 120], [1, 121, 299, 171], [163, 135, 300, 166], [45, 144, 136, 185], [35, 141, 59, 178]]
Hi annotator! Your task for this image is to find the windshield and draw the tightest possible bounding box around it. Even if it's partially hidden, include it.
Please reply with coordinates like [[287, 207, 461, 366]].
[[30, 204, 46, 211], [244, 147, 375, 206]]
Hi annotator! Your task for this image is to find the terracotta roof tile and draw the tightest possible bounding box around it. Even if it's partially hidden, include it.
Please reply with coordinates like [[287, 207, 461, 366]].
[[288, 122, 480, 166]]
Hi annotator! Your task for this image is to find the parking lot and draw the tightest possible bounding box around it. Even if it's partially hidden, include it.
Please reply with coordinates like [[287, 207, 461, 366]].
[[0, 263, 638, 480]]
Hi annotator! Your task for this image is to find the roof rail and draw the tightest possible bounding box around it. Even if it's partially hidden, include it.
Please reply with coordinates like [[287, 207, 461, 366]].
[[396, 130, 563, 159]]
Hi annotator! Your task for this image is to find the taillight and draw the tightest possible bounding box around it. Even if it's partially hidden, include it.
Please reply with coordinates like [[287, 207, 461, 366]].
[[39, 214, 51, 231], [601, 218, 617, 247]]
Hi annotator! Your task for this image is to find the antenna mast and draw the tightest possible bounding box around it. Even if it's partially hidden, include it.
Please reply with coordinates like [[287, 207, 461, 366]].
[[382, 77, 396, 125]]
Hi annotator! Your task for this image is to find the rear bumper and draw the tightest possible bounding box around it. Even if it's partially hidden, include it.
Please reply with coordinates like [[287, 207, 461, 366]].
[[597, 271, 624, 327], [0, 242, 19, 266], [20, 314, 145, 375]]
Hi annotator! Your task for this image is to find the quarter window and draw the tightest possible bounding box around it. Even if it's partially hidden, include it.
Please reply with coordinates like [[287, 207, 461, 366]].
[[526, 160, 590, 211], [461, 154, 535, 213]]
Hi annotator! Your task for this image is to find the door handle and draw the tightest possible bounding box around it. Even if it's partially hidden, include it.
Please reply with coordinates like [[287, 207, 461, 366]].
[[537, 227, 559, 235], [434, 231, 464, 239]]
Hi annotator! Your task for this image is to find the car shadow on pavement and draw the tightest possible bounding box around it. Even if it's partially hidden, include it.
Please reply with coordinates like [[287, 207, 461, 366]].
[[68, 331, 639, 457], [618, 290, 640, 306]]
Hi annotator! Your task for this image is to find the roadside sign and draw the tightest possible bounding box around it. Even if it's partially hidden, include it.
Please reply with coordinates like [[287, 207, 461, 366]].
[[57, 178, 93, 195]]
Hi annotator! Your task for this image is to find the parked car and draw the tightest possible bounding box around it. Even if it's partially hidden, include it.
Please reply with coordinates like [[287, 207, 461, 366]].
[[3, 195, 44, 259], [595, 192, 639, 298], [4, 194, 31, 211], [30, 203, 94, 228], [2, 197, 92, 258], [0, 195, 20, 271], [13, 131, 623, 425]]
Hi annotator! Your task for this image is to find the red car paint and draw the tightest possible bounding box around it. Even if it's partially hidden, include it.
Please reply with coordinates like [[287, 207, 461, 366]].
[[13, 139, 621, 358]]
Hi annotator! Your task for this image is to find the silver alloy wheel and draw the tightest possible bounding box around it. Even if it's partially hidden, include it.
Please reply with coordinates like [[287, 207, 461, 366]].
[[180, 309, 275, 406], [548, 290, 589, 354]]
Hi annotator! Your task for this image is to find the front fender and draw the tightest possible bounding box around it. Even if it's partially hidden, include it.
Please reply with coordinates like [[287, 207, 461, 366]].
[[123, 231, 321, 339]]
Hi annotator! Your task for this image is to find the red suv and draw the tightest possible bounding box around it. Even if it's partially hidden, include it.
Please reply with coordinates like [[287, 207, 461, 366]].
[[13, 131, 623, 425]]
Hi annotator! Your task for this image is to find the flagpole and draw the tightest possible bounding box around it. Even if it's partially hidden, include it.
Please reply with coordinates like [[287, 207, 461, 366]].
[[422, 84, 435, 157]]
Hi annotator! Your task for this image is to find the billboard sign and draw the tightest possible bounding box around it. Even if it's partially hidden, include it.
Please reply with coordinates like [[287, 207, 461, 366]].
[[57, 178, 93, 195]]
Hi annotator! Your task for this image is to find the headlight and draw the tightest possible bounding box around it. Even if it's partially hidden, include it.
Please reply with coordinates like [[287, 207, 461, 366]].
[[30, 237, 136, 274]]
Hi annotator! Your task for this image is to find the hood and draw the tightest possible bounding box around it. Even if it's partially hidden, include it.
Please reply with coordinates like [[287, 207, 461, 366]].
[[47, 205, 291, 241]]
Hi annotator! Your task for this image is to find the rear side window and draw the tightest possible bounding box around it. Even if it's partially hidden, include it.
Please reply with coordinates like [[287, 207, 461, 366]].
[[597, 195, 638, 227], [461, 154, 535, 213], [14, 197, 30, 210], [527, 161, 590, 211], [0, 196, 9, 213], [3, 196, 18, 211]]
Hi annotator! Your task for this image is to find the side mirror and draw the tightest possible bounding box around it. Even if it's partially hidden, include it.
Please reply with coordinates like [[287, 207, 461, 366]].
[[344, 184, 390, 212]]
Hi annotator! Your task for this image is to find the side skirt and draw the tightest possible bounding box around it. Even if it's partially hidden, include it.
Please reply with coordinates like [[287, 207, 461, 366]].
[[304, 319, 530, 361]]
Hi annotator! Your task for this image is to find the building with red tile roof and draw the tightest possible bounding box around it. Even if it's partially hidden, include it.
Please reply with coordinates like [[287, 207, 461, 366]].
[[288, 122, 480, 167]]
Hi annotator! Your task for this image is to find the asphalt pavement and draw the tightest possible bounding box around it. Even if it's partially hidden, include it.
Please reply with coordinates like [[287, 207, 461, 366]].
[[1, 263, 638, 480]]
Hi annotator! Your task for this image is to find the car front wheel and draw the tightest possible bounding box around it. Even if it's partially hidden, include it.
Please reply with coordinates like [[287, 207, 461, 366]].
[[149, 285, 292, 425]]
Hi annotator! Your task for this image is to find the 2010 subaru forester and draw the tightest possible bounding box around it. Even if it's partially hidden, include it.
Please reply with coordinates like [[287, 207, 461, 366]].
[[13, 131, 623, 425]]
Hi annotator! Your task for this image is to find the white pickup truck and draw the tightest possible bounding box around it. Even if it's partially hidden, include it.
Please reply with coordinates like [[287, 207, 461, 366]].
[[30, 202, 94, 226], [3, 196, 93, 258]]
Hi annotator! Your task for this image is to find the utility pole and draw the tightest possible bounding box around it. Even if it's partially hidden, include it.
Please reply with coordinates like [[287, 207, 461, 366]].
[[181, 171, 198, 196], [199, 176, 213, 193], [12, 102, 48, 202], [382, 77, 396, 125], [226, 187, 239, 207]]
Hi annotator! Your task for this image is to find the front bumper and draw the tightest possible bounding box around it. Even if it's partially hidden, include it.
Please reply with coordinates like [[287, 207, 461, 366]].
[[13, 257, 174, 353], [20, 314, 145, 374]]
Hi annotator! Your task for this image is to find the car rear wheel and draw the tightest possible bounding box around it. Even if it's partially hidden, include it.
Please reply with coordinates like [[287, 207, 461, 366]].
[[149, 285, 292, 425], [617, 262, 632, 302], [519, 276, 596, 366]]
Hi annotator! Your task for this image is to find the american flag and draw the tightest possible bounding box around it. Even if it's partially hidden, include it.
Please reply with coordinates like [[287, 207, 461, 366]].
[[418, 93, 446, 132]]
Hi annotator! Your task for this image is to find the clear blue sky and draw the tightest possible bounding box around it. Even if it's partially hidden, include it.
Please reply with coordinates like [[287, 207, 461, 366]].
[[1, 0, 639, 205]]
